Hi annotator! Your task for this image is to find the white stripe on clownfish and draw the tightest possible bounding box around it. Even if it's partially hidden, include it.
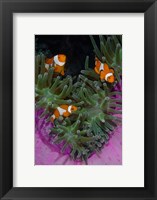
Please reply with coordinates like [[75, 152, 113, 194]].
[[105, 73, 113, 81], [68, 105, 72, 113], [57, 107, 66, 115], [51, 114, 56, 120], [99, 62, 104, 71], [54, 55, 65, 66]]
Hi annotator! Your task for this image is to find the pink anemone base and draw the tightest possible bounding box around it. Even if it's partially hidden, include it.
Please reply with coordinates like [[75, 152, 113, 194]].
[[35, 109, 122, 165]]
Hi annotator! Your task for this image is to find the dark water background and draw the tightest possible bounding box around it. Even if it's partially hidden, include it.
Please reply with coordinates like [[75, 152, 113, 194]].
[[35, 35, 120, 76]]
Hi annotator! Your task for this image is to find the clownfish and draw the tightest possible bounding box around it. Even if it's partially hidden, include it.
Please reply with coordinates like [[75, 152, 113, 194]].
[[94, 58, 115, 83], [45, 54, 66, 76], [50, 104, 78, 123]]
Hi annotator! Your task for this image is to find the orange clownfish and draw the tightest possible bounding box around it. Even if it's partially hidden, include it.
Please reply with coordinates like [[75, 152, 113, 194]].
[[45, 54, 66, 76], [50, 105, 78, 123], [94, 58, 115, 83]]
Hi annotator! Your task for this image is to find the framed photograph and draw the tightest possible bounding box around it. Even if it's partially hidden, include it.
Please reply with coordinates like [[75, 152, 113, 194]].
[[0, 0, 157, 199]]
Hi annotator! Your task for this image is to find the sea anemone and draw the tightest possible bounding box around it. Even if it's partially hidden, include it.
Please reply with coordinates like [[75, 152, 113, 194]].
[[35, 35, 122, 164]]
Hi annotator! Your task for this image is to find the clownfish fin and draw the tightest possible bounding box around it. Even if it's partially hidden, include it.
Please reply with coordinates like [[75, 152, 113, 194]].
[[61, 70, 65, 76], [104, 63, 110, 71], [50, 114, 56, 123], [94, 66, 100, 74], [110, 68, 114, 73], [45, 63, 49, 70]]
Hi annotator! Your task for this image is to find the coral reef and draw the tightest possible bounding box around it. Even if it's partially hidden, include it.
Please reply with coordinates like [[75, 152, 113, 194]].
[[35, 35, 122, 164]]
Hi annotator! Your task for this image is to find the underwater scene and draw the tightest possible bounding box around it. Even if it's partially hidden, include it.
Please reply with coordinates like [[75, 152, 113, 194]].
[[35, 35, 122, 165]]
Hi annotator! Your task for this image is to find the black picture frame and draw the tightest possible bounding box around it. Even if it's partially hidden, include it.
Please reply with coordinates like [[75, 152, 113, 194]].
[[0, 0, 157, 199]]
